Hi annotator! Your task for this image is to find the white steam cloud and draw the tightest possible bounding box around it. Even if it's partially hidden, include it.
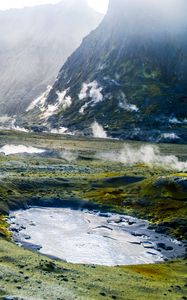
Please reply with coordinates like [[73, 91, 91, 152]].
[[169, 117, 187, 125], [50, 127, 68, 134], [59, 150, 79, 162], [27, 87, 72, 119], [79, 81, 103, 114], [91, 121, 108, 138], [0, 115, 12, 123], [42, 89, 72, 118], [26, 85, 52, 112], [119, 92, 139, 112], [160, 133, 180, 141], [96, 144, 187, 171], [50, 127, 75, 136]]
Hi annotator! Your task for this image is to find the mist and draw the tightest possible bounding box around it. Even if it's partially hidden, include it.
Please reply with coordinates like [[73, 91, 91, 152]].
[[91, 121, 108, 139], [106, 0, 187, 40], [58, 150, 79, 162], [96, 144, 187, 171], [0, 0, 102, 115]]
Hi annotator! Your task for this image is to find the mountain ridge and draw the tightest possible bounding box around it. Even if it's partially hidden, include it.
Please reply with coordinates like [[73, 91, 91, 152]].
[[20, 0, 187, 143]]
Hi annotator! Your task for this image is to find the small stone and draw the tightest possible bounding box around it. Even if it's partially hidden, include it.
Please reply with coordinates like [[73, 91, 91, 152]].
[[157, 243, 173, 251], [142, 242, 154, 249], [155, 227, 167, 234], [128, 221, 136, 225], [131, 232, 142, 237], [62, 277, 69, 282], [175, 285, 182, 290]]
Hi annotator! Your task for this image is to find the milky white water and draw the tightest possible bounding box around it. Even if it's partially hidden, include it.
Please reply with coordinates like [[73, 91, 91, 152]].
[[0, 144, 45, 155], [9, 208, 185, 266]]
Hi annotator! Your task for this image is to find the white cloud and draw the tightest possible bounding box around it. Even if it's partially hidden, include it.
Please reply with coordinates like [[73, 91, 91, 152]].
[[87, 0, 109, 14], [0, 0, 61, 10], [0, 0, 109, 13]]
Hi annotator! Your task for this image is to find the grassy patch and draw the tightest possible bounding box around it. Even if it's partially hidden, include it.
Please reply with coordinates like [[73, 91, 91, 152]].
[[0, 239, 187, 300]]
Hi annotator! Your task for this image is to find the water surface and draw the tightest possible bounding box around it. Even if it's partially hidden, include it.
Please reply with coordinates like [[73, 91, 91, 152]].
[[9, 207, 185, 266]]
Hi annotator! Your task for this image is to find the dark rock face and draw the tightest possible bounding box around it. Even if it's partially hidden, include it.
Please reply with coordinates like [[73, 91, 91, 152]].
[[25, 0, 187, 142], [0, 0, 102, 115]]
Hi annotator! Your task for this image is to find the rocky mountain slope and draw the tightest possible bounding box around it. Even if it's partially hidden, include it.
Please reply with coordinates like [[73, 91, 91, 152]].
[[22, 0, 187, 143], [0, 0, 102, 115]]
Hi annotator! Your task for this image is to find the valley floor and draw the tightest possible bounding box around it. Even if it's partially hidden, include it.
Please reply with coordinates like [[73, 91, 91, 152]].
[[0, 129, 187, 299]]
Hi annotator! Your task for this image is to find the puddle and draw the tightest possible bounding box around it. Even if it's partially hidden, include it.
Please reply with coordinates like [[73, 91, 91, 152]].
[[9, 207, 185, 266], [0, 144, 45, 155]]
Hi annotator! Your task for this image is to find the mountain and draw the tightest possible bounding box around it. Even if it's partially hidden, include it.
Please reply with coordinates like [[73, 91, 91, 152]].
[[0, 0, 102, 115], [21, 0, 187, 143]]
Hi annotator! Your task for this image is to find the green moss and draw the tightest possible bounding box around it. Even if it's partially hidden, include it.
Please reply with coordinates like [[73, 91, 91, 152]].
[[0, 239, 186, 300], [143, 68, 161, 80], [83, 173, 187, 239], [0, 215, 11, 238], [143, 84, 162, 97]]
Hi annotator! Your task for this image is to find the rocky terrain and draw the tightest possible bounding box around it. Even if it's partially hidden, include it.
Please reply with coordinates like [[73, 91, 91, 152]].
[[21, 0, 187, 143]]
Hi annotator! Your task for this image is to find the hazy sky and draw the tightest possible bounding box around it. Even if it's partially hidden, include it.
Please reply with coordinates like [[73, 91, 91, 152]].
[[0, 0, 109, 13]]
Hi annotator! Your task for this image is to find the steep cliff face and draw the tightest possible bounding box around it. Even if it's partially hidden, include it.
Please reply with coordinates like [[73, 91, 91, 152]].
[[0, 0, 102, 115], [24, 0, 187, 142]]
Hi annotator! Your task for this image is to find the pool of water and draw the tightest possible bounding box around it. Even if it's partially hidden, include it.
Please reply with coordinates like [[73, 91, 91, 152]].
[[9, 207, 185, 266]]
